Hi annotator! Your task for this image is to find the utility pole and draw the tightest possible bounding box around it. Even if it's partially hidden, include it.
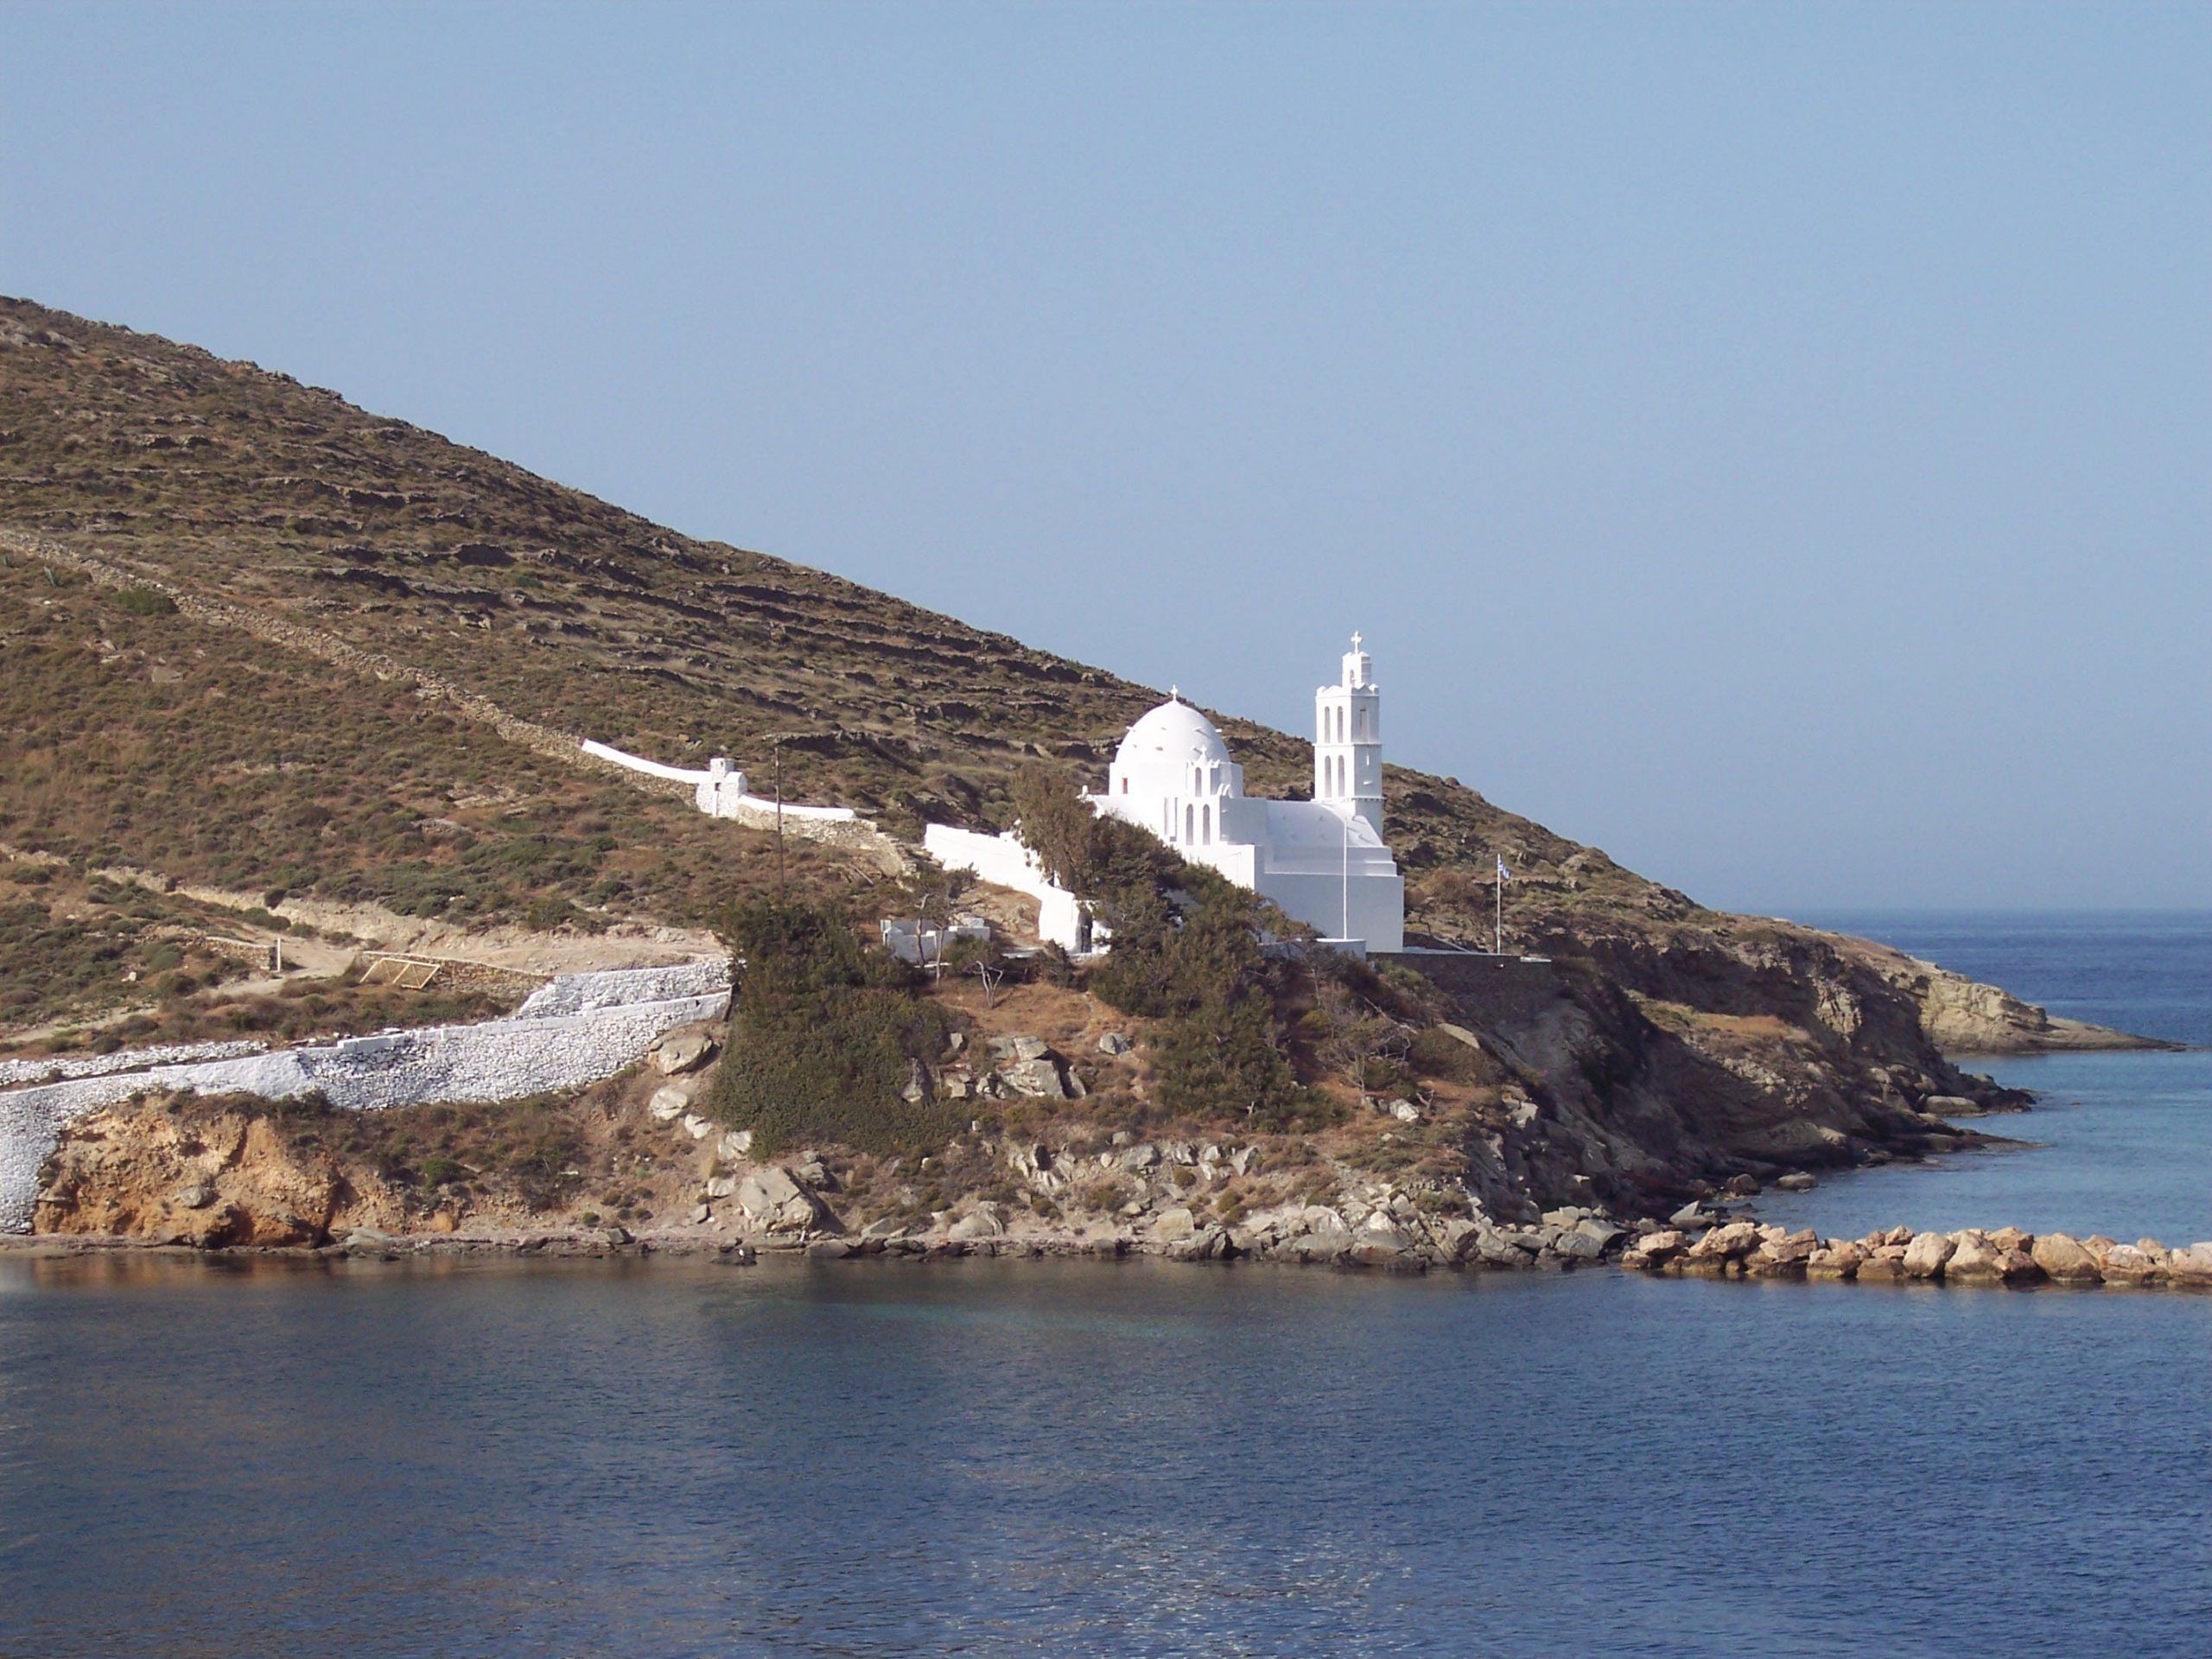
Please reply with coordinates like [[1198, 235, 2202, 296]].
[[774, 739, 786, 898]]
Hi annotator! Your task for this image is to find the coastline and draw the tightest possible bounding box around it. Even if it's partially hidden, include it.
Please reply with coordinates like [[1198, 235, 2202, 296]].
[[10, 1212, 2209, 1293]]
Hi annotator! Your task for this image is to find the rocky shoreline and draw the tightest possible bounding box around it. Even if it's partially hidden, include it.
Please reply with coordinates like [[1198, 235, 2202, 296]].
[[10, 1207, 2209, 1293]]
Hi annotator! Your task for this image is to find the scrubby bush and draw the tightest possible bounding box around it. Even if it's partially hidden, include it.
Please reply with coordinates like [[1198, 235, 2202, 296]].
[[707, 899, 960, 1156], [110, 587, 177, 616]]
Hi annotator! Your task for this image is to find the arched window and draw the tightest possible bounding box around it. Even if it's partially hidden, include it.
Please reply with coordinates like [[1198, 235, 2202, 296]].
[[1201, 804, 1211, 843], [1185, 804, 1195, 842]]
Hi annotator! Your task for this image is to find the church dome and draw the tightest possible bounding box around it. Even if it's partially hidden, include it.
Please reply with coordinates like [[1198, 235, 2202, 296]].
[[1116, 697, 1231, 769]]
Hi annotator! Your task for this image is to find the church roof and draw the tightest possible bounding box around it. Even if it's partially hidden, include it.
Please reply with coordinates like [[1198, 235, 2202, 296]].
[[1116, 696, 1231, 769]]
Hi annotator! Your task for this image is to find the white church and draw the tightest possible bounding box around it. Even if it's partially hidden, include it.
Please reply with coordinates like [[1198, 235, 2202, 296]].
[[926, 635, 1406, 954]]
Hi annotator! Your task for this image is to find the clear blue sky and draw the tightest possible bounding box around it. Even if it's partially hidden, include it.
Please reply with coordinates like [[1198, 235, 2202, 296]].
[[6, 2, 2207, 912]]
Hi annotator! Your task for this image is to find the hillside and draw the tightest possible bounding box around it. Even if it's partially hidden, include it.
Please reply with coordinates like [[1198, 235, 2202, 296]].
[[0, 296, 2156, 1249]]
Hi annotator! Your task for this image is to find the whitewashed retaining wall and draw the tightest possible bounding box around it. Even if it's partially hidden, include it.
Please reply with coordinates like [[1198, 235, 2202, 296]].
[[923, 824, 1096, 954], [0, 1039, 268, 1090], [0, 962, 732, 1233], [581, 740, 858, 823]]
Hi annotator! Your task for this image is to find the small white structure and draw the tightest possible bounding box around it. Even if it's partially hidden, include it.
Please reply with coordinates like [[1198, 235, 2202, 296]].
[[929, 637, 1406, 957], [1088, 636, 1404, 952], [880, 914, 992, 967], [581, 741, 857, 823]]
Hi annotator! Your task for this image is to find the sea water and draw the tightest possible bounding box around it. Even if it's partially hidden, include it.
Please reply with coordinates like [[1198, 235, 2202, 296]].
[[1758, 910, 2212, 1243], [2, 912, 2208, 1658]]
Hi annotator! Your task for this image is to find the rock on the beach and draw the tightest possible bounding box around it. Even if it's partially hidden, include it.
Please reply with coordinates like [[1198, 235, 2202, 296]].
[[1687, 1220, 1761, 1264], [946, 1204, 1006, 1242], [1806, 1241, 1865, 1279], [1152, 1206, 1198, 1243], [2099, 1243, 2166, 1284], [2031, 1231, 2103, 1283], [2164, 1243, 2212, 1285], [734, 1166, 823, 1232], [1854, 1243, 1910, 1282], [1745, 1229, 1819, 1276], [1622, 1229, 1687, 1270], [1903, 1231, 1956, 1279]]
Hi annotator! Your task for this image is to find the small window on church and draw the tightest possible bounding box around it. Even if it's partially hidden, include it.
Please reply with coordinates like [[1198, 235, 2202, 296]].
[[1185, 804, 1194, 842]]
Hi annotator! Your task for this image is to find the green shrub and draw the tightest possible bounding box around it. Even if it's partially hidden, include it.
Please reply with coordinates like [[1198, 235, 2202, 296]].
[[110, 587, 177, 616], [707, 899, 959, 1157]]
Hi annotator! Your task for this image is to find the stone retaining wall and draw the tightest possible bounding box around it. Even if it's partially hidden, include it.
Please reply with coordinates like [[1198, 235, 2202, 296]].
[[0, 963, 733, 1233]]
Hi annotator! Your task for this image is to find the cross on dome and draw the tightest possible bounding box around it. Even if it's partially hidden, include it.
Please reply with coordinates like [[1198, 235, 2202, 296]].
[[1351, 631, 1363, 652]]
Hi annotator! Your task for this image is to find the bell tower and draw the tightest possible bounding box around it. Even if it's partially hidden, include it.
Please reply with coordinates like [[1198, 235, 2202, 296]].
[[1314, 632, 1382, 834]]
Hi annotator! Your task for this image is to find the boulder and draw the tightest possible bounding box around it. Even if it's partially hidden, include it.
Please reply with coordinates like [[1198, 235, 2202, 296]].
[[1942, 1230, 2004, 1281], [1687, 1220, 1762, 1262], [649, 1085, 691, 1122], [1774, 1173, 1818, 1192], [734, 1166, 823, 1232], [947, 1205, 1006, 1241], [1096, 1032, 1132, 1056], [1574, 1217, 1625, 1251], [716, 1129, 753, 1161], [703, 1175, 737, 1199], [1622, 1229, 1687, 1270], [1669, 1200, 1716, 1229], [1806, 1242, 1866, 1279], [680, 1114, 714, 1141], [1432, 1217, 1481, 1262], [650, 1025, 718, 1076], [1152, 1206, 1198, 1243], [1854, 1243, 1910, 1282], [2100, 1243, 2166, 1285], [1944, 1232, 2040, 1285], [1551, 1229, 1607, 1261], [1902, 1231, 1956, 1279], [1922, 1095, 1977, 1116], [990, 1034, 1051, 1062], [1166, 1227, 1228, 1262], [2031, 1232, 2102, 1283], [1745, 1229, 1820, 1277], [172, 1180, 216, 1211], [999, 1057, 1068, 1099], [2164, 1243, 2212, 1286]]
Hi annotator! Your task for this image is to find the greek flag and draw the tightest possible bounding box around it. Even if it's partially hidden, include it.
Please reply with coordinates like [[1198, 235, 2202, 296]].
[[1496, 856, 1510, 882]]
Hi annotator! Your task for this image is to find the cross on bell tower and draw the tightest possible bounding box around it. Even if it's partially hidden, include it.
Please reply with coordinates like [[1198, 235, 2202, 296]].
[[1314, 632, 1382, 833]]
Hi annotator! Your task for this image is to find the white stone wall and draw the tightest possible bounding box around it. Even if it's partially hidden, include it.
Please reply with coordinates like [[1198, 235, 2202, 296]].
[[0, 963, 733, 1233], [0, 1039, 268, 1090], [581, 739, 858, 823], [922, 824, 1094, 954]]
